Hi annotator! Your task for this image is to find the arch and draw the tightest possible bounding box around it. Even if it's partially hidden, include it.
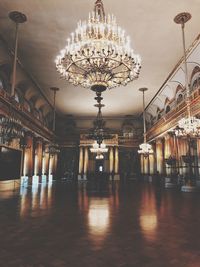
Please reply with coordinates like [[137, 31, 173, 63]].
[[190, 66, 200, 91], [165, 105, 170, 114], [161, 85, 174, 100]]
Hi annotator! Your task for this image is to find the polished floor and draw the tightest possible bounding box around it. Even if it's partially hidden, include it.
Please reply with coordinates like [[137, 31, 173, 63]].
[[0, 179, 200, 267]]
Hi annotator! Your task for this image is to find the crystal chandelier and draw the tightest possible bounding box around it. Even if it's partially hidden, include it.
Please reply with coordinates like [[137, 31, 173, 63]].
[[174, 13, 200, 137], [174, 117, 200, 137], [88, 91, 113, 145], [0, 115, 24, 143], [90, 141, 108, 153], [55, 0, 141, 93], [138, 88, 153, 157]]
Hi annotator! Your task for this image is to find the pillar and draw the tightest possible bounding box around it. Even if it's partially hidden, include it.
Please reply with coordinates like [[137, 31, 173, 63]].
[[34, 137, 43, 177], [176, 137, 188, 176], [140, 154, 144, 174], [83, 147, 88, 180], [79, 146, 84, 174], [114, 146, 119, 180], [156, 138, 164, 175], [42, 143, 50, 177], [23, 132, 34, 177]]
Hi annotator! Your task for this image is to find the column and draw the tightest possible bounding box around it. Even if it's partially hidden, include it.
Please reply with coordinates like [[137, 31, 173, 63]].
[[34, 137, 43, 177], [42, 143, 50, 181], [156, 138, 164, 175], [23, 131, 34, 178], [140, 154, 144, 174], [78, 147, 84, 179], [83, 147, 88, 180], [143, 156, 149, 175], [149, 153, 155, 175], [164, 134, 171, 176], [114, 146, 120, 180], [109, 147, 114, 180], [176, 137, 188, 176]]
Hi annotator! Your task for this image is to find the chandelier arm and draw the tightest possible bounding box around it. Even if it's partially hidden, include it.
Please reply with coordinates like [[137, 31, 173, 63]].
[[72, 61, 89, 73], [66, 69, 85, 76]]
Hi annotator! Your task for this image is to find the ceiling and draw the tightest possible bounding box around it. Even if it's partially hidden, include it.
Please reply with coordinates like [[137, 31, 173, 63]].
[[0, 0, 200, 117]]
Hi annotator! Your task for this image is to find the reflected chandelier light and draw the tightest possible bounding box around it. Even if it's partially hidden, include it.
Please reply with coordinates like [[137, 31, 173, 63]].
[[174, 12, 200, 137], [138, 88, 153, 157], [55, 0, 141, 93]]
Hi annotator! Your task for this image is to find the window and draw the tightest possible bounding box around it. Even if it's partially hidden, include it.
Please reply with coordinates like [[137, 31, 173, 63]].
[[165, 105, 170, 114], [177, 94, 183, 104]]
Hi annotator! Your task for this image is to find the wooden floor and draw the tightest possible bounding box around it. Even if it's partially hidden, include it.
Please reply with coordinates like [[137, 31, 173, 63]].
[[0, 180, 200, 267]]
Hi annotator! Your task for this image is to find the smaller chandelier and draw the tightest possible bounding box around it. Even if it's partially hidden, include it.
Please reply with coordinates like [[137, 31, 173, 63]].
[[138, 88, 154, 157], [90, 141, 108, 153], [0, 115, 24, 143], [138, 143, 153, 157], [174, 13, 200, 137], [175, 117, 200, 137], [55, 0, 141, 92]]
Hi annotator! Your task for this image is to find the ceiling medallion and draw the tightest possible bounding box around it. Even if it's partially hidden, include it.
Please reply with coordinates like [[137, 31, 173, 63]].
[[55, 0, 141, 93], [138, 88, 153, 157]]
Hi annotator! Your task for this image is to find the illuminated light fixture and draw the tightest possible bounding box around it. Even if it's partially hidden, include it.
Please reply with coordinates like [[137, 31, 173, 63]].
[[138, 88, 153, 157], [96, 153, 104, 160], [0, 12, 26, 144], [55, 0, 141, 94], [90, 141, 108, 153], [174, 13, 200, 137], [46, 87, 60, 157]]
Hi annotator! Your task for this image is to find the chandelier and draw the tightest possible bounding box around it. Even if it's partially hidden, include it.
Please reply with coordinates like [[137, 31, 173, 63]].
[[89, 92, 111, 154], [0, 115, 24, 143], [90, 141, 108, 153], [88, 91, 113, 144], [138, 88, 153, 157], [174, 13, 200, 137], [174, 117, 200, 137], [55, 0, 141, 93]]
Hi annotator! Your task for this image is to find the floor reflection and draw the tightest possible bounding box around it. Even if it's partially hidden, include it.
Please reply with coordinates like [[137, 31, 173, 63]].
[[20, 178, 54, 218], [88, 198, 110, 247], [139, 185, 158, 240], [0, 181, 200, 266]]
